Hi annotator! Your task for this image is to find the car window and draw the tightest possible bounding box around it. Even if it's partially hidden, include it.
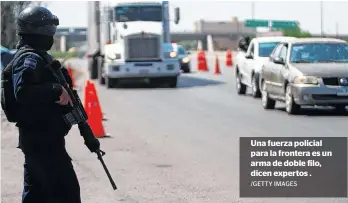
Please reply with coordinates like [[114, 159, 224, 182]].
[[290, 43, 348, 63], [258, 42, 279, 57], [271, 44, 284, 58], [279, 45, 288, 60]]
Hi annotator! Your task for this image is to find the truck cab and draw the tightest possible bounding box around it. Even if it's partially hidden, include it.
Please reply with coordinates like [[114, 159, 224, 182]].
[[88, 1, 181, 88]]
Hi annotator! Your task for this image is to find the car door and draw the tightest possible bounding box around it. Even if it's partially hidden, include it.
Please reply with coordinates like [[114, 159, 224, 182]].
[[272, 44, 289, 96], [264, 44, 283, 94], [240, 41, 255, 86]]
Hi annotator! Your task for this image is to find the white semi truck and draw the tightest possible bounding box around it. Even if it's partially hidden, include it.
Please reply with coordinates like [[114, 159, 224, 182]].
[[87, 1, 181, 88]]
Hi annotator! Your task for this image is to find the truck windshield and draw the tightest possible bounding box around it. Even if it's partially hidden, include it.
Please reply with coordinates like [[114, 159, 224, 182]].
[[290, 43, 348, 63], [258, 42, 279, 57], [115, 6, 162, 22]]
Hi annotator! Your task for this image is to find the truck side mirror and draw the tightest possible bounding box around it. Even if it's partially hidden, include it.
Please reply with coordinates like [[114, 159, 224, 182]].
[[174, 7, 180, 24]]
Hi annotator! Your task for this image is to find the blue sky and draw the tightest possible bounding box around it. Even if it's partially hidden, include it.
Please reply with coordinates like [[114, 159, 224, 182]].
[[45, 1, 348, 35]]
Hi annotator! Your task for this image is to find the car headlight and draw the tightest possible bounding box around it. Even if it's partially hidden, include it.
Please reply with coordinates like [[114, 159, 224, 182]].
[[293, 76, 319, 85], [169, 51, 177, 58], [182, 57, 190, 63]]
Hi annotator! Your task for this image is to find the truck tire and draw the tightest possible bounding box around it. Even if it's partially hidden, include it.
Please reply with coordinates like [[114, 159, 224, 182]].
[[88, 57, 98, 80], [97, 58, 105, 85]]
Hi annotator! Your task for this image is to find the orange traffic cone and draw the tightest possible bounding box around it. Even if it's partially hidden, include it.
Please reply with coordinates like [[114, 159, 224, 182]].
[[225, 49, 233, 67], [83, 80, 107, 138], [67, 64, 75, 88], [83, 80, 92, 111], [214, 55, 221, 75], [197, 51, 208, 72]]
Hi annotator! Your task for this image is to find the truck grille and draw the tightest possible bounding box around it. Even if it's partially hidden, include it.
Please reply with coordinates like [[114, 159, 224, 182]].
[[126, 35, 160, 61]]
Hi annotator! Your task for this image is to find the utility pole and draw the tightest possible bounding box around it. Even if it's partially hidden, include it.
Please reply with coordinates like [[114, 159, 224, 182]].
[[320, 1, 324, 36], [251, 1, 256, 34], [251, 1, 255, 19]]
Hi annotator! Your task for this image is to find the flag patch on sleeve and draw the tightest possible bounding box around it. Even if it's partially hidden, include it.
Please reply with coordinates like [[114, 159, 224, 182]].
[[23, 58, 37, 69]]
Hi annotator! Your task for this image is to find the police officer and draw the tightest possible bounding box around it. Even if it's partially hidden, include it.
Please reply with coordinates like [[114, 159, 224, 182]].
[[238, 35, 251, 52], [13, 6, 100, 203]]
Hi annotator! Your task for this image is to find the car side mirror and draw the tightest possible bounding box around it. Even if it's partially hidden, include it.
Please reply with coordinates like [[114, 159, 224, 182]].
[[245, 54, 253, 59], [273, 57, 285, 65]]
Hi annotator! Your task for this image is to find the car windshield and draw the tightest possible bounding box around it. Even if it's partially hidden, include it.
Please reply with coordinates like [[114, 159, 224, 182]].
[[290, 43, 348, 63], [177, 47, 186, 55], [258, 42, 279, 57], [115, 5, 162, 22]]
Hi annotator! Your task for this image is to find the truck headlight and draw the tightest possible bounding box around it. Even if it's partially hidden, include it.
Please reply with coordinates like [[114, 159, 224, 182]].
[[293, 76, 319, 85], [169, 51, 177, 58], [182, 57, 190, 63]]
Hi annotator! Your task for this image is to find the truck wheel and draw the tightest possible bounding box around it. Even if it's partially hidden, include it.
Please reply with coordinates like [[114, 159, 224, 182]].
[[182, 65, 191, 73], [98, 60, 105, 85], [106, 77, 114, 89], [88, 57, 98, 80], [168, 77, 178, 88]]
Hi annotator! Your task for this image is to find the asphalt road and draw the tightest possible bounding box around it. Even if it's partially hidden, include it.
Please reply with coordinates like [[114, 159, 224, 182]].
[[1, 53, 347, 203]]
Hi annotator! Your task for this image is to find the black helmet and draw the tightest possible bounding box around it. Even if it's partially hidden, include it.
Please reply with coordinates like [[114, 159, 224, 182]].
[[16, 6, 59, 37]]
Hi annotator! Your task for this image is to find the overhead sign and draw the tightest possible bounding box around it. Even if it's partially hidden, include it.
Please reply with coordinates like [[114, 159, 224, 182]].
[[271, 20, 298, 29], [244, 19, 269, 28], [245, 19, 298, 29]]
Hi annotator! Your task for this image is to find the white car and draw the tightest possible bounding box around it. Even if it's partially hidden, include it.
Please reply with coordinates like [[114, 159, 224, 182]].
[[235, 36, 296, 98]]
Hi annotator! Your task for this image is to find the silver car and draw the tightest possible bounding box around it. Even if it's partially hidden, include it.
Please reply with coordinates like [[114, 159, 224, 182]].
[[259, 38, 348, 115]]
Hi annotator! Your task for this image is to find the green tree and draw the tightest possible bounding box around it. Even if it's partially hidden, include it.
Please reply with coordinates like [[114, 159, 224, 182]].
[[275, 25, 312, 38], [1, 1, 43, 49]]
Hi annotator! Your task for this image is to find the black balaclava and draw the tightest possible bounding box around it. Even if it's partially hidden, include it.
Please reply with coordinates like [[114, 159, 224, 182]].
[[17, 34, 54, 51]]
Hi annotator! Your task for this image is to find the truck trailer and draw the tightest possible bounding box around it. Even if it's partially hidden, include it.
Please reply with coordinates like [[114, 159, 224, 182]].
[[87, 1, 181, 88]]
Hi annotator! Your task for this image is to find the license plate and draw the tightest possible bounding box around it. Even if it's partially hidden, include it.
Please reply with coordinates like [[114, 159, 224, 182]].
[[337, 87, 348, 96], [139, 69, 149, 74]]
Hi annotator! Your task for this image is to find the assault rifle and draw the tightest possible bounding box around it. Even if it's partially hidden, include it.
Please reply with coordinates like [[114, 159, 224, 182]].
[[48, 60, 117, 190]]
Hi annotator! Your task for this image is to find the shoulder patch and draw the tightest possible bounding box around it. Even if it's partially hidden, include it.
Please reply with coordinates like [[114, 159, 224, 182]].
[[23, 58, 37, 69]]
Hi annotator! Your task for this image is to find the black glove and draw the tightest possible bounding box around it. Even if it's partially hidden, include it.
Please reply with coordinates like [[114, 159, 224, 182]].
[[84, 135, 100, 153], [78, 124, 101, 153]]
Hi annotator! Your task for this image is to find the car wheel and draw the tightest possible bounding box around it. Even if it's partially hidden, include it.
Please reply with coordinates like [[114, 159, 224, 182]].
[[285, 84, 301, 115], [183, 67, 191, 73], [236, 72, 246, 95], [251, 74, 261, 98], [333, 104, 347, 114], [261, 81, 276, 109]]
